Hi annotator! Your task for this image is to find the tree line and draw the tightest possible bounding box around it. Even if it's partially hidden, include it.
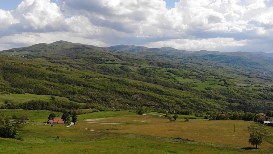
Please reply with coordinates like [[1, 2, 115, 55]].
[[207, 112, 268, 123], [1, 99, 80, 112]]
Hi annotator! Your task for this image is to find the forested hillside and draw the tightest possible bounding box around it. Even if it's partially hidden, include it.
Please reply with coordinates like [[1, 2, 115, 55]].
[[1, 41, 273, 113]]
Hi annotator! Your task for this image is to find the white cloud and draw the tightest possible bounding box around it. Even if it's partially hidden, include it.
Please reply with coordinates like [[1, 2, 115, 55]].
[[62, 0, 174, 37], [14, 0, 66, 31], [0, 9, 18, 29], [0, 32, 107, 50], [146, 38, 248, 52], [0, 0, 273, 52], [65, 16, 102, 35]]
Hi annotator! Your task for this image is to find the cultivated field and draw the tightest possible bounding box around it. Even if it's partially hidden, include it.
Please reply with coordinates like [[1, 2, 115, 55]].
[[0, 110, 273, 154]]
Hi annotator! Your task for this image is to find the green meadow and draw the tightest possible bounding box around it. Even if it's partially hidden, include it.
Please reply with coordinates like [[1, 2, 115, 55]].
[[0, 93, 70, 105], [1, 110, 273, 154]]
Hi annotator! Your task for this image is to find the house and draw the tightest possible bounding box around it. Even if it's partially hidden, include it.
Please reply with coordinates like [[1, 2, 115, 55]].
[[48, 118, 64, 124], [263, 117, 273, 126]]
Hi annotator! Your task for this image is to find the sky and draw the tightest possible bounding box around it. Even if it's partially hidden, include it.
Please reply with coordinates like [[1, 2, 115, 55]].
[[0, 0, 273, 52]]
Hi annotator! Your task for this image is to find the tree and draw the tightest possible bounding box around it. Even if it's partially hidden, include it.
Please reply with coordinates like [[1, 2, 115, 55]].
[[61, 112, 71, 124], [248, 124, 266, 149], [48, 113, 56, 120], [249, 134, 263, 149], [71, 112, 77, 124], [254, 114, 266, 123]]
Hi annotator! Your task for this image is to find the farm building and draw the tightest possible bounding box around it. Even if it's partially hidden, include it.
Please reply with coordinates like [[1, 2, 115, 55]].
[[48, 118, 64, 124]]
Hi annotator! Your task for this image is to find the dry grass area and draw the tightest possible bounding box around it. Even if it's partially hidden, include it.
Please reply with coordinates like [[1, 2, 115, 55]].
[[80, 114, 273, 148]]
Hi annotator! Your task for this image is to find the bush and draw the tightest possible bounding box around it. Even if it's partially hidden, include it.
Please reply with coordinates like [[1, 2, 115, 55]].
[[166, 114, 178, 122], [173, 114, 178, 121], [0, 116, 18, 138], [136, 107, 145, 115]]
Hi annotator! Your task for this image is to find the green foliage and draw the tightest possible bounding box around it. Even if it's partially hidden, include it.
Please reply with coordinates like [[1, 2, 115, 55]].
[[136, 107, 146, 115], [1, 42, 273, 113], [166, 113, 178, 122], [254, 114, 267, 123], [0, 114, 17, 138], [248, 124, 266, 149], [266, 111, 273, 117], [71, 112, 77, 124], [208, 112, 256, 121], [61, 112, 71, 124], [1, 99, 81, 112], [48, 113, 56, 120], [173, 114, 178, 121], [249, 134, 263, 149]]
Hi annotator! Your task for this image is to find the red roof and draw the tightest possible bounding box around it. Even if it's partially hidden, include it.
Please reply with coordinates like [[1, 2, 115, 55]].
[[52, 118, 64, 124]]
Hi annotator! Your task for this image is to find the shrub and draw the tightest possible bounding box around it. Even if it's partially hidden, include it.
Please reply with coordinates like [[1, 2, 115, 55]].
[[0, 116, 18, 138], [136, 107, 145, 115]]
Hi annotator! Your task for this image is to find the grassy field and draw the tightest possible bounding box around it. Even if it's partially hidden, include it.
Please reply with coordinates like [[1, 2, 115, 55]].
[[0, 110, 273, 154], [79, 114, 273, 148], [2, 134, 272, 154], [78, 111, 134, 120], [0, 93, 70, 105], [0, 109, 61, 122]]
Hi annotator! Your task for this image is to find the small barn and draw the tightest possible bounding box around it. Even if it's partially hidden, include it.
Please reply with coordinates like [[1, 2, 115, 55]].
[[48, 118, 64, 124]]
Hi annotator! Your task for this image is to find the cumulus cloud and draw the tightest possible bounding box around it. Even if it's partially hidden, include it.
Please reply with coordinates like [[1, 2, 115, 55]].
[[0, 10, 18, 29], [14, 0, 65, 31], [0, 0, 273, 52], [0, 0, 105, 49], [62, 0, 172, 37]]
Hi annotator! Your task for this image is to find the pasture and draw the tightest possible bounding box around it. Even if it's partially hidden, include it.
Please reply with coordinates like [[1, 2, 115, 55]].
[[0, 109, 273, 154]]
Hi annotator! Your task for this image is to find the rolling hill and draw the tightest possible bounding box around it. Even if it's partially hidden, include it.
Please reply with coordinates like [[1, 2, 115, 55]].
[[1, 41, 273, 113]]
